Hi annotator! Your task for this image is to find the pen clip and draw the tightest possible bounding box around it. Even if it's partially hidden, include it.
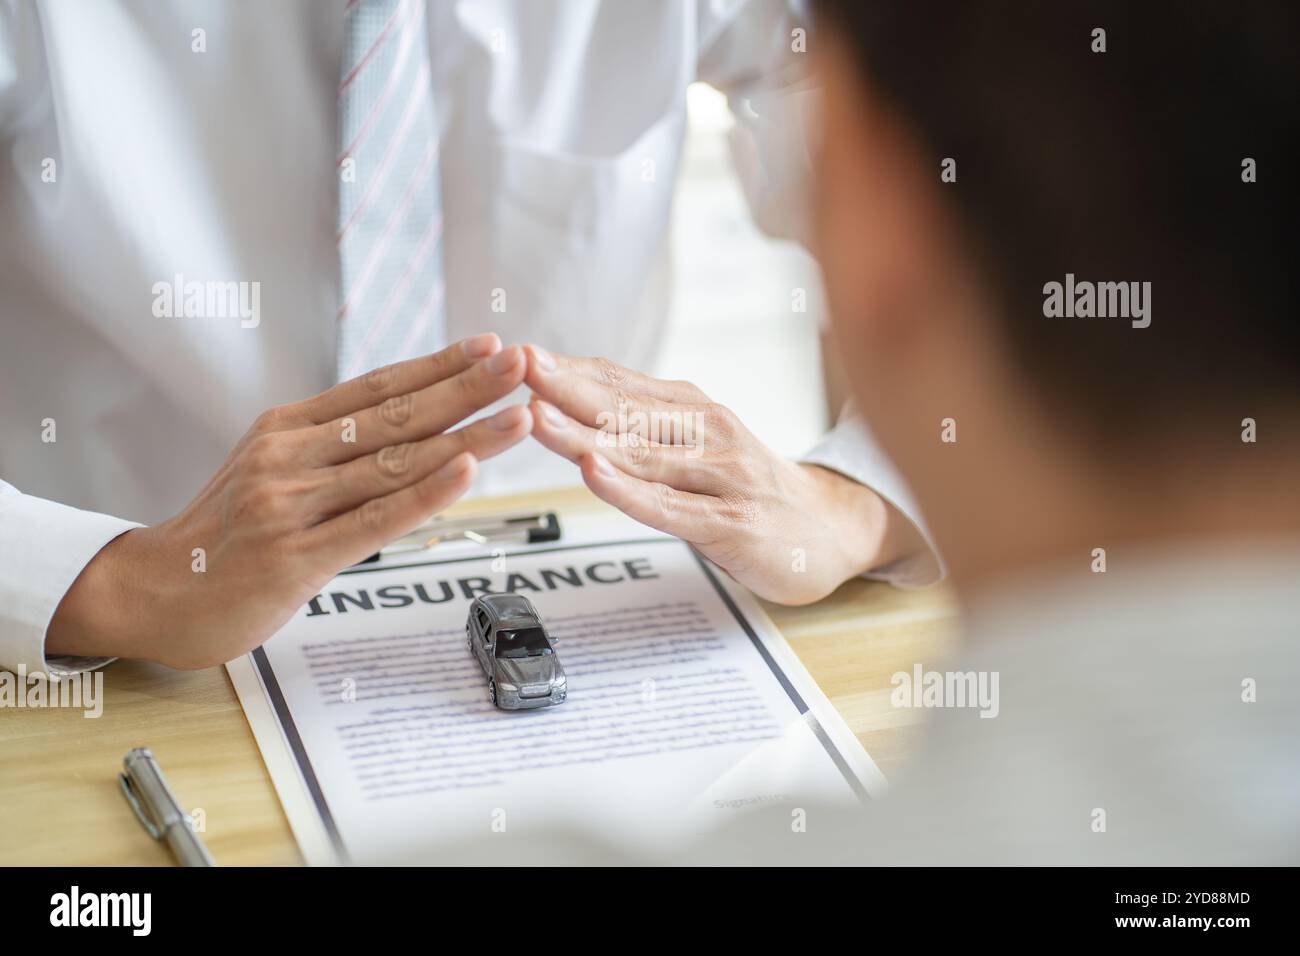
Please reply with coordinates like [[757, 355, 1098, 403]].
[[119, 771, 165, 840]]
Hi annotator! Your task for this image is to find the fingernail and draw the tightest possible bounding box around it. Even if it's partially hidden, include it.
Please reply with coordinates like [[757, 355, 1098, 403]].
[[488, 407, 523, 431], [591, 452, 616, 477], [436, 453, 474, 479], [461, 333, 499, 359], [536, 400, 566, 428], [485, 346, 521, 375], [530, 345, 556, 372]]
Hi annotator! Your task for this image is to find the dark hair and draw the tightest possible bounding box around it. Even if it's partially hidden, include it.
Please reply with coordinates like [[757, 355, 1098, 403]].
[[813, 1, 1298, 446]]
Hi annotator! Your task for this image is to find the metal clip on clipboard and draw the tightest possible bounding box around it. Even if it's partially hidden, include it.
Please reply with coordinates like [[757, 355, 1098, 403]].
[[357, 511, 561, 564]]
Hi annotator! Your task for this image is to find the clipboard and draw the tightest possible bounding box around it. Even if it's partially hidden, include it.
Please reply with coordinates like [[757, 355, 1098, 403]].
[[356, 511, 561, 564], [228, 507, 887, 865]]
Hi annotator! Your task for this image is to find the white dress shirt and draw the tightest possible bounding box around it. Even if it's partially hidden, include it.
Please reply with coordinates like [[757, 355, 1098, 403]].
[[0, 0, 934, 677]]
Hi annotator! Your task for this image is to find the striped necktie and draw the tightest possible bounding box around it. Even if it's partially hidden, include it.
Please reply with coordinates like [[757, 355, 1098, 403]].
[[335, 0, 445, 382]]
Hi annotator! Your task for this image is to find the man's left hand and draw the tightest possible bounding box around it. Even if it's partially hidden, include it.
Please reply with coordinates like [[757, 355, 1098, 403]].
[[524, 346, 923, 605]]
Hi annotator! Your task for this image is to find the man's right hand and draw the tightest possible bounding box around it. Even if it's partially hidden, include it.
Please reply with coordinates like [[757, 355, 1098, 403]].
[[45, 335, 530, 669]]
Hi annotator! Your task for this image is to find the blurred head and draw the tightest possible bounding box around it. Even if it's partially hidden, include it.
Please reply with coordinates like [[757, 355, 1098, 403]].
[[810, 1, 1300, 593]]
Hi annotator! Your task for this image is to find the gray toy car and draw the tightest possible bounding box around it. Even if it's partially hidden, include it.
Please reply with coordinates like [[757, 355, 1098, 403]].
[[466, 594, 567, 710]]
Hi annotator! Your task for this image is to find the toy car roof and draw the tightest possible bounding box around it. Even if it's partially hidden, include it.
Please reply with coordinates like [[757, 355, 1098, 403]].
[[476, 593, 538, 622]]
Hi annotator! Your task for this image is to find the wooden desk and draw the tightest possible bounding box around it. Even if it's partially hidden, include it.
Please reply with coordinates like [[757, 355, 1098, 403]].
[[0, 487, 958, 866]]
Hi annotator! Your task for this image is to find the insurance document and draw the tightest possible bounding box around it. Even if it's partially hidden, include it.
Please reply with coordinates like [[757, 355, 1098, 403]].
[[228, 512, 884, 864]]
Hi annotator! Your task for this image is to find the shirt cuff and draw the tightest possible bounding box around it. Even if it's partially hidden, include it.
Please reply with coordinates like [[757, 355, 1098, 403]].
[[0, 481, 139, 677], [799, 416, 945, 588]]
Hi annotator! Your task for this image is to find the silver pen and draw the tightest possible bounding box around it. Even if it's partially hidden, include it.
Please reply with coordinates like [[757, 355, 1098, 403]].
[[119, 747, 216, 867]]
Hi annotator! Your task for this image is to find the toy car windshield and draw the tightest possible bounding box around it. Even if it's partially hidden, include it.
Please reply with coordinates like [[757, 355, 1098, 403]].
[[494, 626, 552, 659]]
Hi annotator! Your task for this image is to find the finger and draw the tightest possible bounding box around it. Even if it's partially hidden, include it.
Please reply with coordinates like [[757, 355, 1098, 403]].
[[526, 345, 710, 405], [295, 334, 501, 425], [310, 405, 532, 520], [578, 451, 729, 545], [530, 398, 716, 492], [307, 345, 528, 464], [297, 452, 479, 568]]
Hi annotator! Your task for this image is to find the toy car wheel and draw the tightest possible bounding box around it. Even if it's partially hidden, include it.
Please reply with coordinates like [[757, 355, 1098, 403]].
[[488, 679, 497, 706]]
